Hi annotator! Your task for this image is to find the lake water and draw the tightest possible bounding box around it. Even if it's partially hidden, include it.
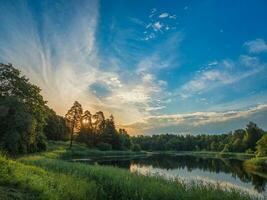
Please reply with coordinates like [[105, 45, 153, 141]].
[[73, 154, 267, 198]]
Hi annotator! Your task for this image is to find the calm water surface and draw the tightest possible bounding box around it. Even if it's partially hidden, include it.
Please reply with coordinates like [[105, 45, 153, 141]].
[[73, 154, 267, 198]]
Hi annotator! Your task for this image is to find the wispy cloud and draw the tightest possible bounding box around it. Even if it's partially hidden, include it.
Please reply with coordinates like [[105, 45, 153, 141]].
[[122, 103, 267, 135], [0, 0, 100, 115], [177, 54, 265, 98], [142, 9, 178, 41], [244, 38, 267, 53]]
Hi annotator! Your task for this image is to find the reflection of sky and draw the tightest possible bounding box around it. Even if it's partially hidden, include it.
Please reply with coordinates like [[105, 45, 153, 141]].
[[130, 164, 266, 199]]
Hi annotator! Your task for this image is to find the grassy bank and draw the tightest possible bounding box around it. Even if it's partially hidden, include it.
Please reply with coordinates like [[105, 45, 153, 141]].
[[0, 141, 258, 200], [244, 157, 267, 173], [151, 150, 255, 160]]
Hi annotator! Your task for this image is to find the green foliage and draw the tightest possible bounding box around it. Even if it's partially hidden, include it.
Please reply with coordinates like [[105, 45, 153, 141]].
[[132, 144, 141, 152], [0, 155, 98, 200], [132, 123, 264, 154], [256, 134, 267, 157], [97, 142, 112, 151], [0, 63, 50, 154], [243, 122, 264, 151], [245, 148, 254, 154], [0, 63, 47, 131], [74, 110, 132, 151], [13, 144, 254, 200], [44, 108, 70, 141], [0, 97, 47, 154]]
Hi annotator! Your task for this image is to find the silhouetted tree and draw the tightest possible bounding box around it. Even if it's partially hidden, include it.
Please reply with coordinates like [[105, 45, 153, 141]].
[[65, 101, 83, 148]]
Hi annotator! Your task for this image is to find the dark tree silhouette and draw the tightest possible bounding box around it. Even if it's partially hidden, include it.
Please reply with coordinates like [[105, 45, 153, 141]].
[[65, 101, 83, 148]]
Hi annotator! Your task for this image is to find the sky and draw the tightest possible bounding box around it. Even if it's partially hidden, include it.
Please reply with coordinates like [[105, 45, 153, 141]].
[[0, 0, 267, 135]]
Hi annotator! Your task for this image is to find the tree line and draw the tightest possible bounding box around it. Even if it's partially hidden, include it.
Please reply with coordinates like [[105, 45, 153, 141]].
[[132, 122, 267, 156]]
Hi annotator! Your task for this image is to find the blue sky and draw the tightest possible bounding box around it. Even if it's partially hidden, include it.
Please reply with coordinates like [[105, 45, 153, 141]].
[[0, 0, 267, 135]]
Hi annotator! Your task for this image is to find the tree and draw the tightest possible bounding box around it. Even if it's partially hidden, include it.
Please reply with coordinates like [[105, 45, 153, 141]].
[[93, 111, 105, 134], [0, 63, 48, 132], [0, 97, 47, 154], [65, 101, 83, 148], [0, 63, 48, 154], [243, 122, 264, 151], [77, 110, 94, 147], [44, 108, 70, 141], [256, 134, 267, 157]]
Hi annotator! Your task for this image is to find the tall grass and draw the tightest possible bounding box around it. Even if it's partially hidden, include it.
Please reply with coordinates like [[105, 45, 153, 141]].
[[19, 156, 255, 200], [0, 155, 98, 200], [0, 141, 258, 200]]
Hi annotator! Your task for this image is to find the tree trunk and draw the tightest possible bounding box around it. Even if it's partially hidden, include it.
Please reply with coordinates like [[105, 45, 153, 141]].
[[69, 125, 74, 149]]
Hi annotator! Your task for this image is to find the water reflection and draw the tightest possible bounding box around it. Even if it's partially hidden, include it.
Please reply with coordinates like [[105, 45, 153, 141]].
[[75, 154, 267, 197]]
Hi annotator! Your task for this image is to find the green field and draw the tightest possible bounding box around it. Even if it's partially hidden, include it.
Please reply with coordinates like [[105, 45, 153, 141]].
[[0, 141, 260, 200]]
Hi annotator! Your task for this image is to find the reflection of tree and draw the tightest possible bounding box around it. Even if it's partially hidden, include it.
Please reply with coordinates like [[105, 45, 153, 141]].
[[97, 159, 132, 169], [249, 173, 266, 193], [94, 154, 267, 193], [127, 155, 267, 192]]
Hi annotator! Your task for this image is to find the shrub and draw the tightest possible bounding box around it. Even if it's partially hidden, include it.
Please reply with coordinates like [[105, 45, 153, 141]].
[[256, 134, 267, 157], [97, 142, 112, 151], [132, 144, 141, 152]]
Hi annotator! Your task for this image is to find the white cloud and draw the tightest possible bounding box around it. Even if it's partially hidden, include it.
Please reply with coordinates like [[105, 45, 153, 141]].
[[0, 1, 168, 125], [208, 61, 218, 66], [153, 22, 163, 31], [178, 56, 265, 97], [122, 103, 267, 135], [244, 38, 267, 53], [159, 13, 169, 18], [145, 106, 166, 111], [143, 9, 178, 40]]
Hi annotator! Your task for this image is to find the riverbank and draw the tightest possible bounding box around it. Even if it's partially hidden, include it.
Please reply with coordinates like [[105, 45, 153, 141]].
[[244, 157, 267, 173], [151, 150, 255, 160], [0, 141, 260, 200]]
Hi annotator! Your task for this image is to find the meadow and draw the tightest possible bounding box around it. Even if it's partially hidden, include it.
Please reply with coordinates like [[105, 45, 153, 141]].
[[0, 141, 259, 200]]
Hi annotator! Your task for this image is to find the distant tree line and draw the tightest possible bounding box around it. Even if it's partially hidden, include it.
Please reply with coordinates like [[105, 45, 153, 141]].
[[65, 101, 132, 150], [132, 122, 267, 156]]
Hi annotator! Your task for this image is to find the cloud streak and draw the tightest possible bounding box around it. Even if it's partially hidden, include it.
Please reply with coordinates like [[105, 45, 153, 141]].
[[122, 103, 267, 135]]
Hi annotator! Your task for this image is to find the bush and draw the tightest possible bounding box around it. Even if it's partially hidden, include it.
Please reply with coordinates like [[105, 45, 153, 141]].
[[245, 148, 254, 154], [132, 144, 141, 152], [97, 142, 112, 151], [256, 134, 267, 157]]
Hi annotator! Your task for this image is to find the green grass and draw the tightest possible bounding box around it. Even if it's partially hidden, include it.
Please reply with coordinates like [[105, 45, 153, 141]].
[[244, 157, 267, 174], [0, 141, 259, 200], [38, 140, 147, 160], [0, 154, 98, 200]]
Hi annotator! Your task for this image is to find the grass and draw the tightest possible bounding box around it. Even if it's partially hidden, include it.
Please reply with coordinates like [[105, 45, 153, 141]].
[[244, 157, 267, 174], [152, 150, 255, 160], [0, 141, 259, 200], [0, 154, 98, 200]]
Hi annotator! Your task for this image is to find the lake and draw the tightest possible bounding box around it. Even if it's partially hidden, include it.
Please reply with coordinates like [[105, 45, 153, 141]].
[[72, 154, 267, 199]]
